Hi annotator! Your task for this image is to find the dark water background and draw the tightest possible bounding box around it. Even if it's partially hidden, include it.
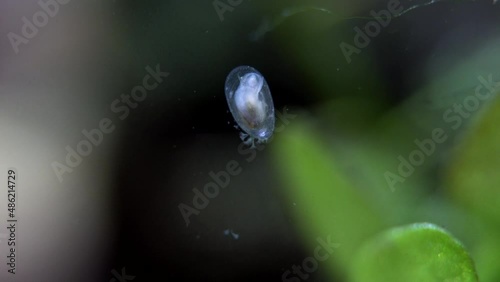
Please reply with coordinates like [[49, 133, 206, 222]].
[[1, 0, 499, 281], [105, 1, 499, 281]]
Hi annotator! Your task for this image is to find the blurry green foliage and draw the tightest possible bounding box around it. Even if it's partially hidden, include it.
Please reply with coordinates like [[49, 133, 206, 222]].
[[274, 121, 386, 278], [271, 36, 500, 281], [445, 94, 500, 224], [350, 223, 478, 282]]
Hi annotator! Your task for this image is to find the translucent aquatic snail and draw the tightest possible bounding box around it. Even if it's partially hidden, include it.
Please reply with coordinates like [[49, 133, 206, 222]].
[[225, 66, 275, 146]]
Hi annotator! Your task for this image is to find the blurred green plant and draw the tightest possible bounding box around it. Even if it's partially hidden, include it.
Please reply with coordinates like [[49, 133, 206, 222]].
[[267, 10, 500, 278], [350, 223, 478, 282], [272, 118, 485, 281], [443, 89, 500, 282], [274, 119, 386, 272], [263, 2, 500, 281]]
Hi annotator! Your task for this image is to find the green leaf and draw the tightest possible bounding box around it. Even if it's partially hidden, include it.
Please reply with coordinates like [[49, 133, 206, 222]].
[[443, 93, 500, 282], [350, 223, 478, 282], [445, 94, 500, 224], [273, 122, 385, 275]]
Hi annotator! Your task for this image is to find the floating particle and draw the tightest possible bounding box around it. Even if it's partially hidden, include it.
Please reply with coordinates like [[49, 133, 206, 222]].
[[223, 229, 240, 240]]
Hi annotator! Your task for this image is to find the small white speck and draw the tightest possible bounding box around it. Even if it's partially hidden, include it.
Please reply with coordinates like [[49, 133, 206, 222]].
[[224, 229, 240, 240]]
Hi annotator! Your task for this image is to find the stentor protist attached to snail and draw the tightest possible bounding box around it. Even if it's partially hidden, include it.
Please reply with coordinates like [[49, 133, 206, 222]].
[[225, 66, 275, 147]]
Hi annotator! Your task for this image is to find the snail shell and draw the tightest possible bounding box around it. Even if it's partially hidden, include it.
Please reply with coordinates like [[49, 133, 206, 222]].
[[225, 66, 275, 143]]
